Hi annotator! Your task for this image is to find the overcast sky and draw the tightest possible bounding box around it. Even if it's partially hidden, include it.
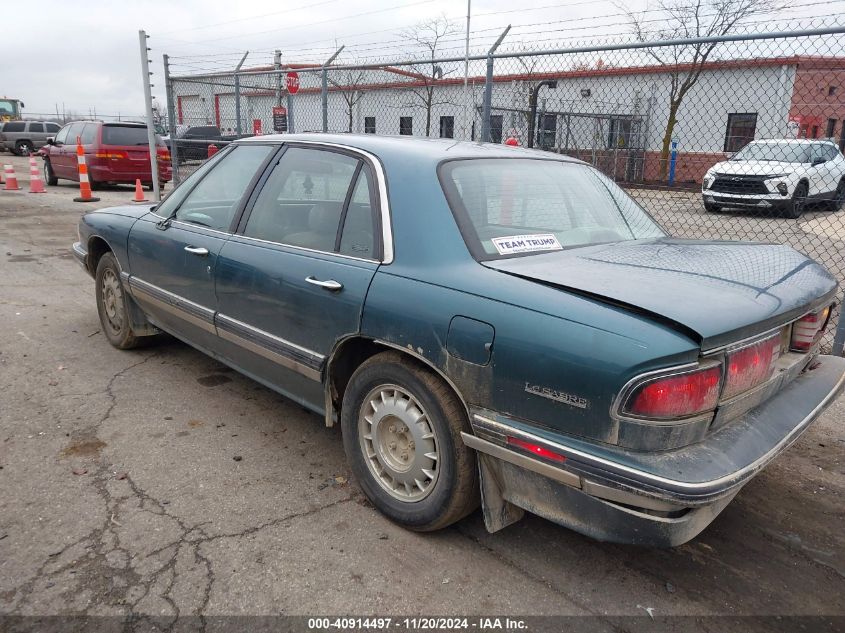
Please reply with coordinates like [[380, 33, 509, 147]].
[[1, 0, 835, 120]]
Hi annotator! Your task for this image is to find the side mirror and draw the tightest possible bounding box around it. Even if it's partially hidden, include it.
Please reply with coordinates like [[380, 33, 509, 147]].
[[811, 157, 826, 166], [46, 137, 55, 145]]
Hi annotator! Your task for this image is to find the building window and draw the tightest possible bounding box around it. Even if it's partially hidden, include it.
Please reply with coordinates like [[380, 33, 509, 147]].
[[364, 117, 376, 134], [724, 113, 757, 152], [439, 115, 454, 139], [399, 116, 413, 136], [826, 118, 837, 138], [490, 114, 503, 144], [538, 114, 557, 150], [607, 118, 632, 149], [811, 125, 819, 139]]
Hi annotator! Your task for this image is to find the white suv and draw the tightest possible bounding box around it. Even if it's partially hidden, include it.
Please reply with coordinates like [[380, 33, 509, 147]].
[[702, 139, 845, 218]]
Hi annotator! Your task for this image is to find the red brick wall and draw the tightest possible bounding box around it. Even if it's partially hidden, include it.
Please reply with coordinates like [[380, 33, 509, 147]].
[[789, 63, 845, 143]]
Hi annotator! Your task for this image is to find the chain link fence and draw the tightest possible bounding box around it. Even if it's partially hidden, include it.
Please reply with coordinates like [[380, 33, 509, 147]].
[[165, 24, 845, 353]]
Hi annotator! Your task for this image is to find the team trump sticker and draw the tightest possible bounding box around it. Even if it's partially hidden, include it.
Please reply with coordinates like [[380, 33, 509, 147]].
[[491, 234, 563, 255]]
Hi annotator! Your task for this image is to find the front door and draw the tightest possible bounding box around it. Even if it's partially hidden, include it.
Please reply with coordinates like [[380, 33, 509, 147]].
[[126, 143, 276, 348], [214, 145, 382, 411]]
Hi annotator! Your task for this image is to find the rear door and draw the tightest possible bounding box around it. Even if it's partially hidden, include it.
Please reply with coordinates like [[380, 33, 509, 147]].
[[214, 145, 382, 407], [126, 143, 276, 349]]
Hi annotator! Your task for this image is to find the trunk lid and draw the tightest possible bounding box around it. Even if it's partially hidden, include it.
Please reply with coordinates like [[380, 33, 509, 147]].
[[484, 238, 837, 349]]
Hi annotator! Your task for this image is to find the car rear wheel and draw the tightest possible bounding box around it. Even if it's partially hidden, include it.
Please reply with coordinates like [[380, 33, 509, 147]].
[[14, 140, 33, 156], [704, 201, 721, 213], [784, 182, 808, 219], [95, 252, 139, 350], [341, 352, 479, 531], [830, 179, 845, 211], [43, 159, 58, 186]]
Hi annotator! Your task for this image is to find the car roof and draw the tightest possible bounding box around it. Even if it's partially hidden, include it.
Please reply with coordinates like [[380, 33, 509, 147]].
[[236, 132, 581, 165]]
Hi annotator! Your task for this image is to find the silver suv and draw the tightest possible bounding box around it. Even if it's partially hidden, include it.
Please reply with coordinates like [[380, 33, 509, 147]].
[[0, 120, 62, 155]]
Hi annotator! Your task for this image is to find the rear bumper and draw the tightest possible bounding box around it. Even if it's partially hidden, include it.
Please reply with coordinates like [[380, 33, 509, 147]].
[[88, 164, 172, 184], [464, 354, 845, 546]]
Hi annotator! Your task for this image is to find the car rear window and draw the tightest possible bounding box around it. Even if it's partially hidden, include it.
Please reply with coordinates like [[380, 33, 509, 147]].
[[440, 159, 665, 260], [101, 125, 154, 146]]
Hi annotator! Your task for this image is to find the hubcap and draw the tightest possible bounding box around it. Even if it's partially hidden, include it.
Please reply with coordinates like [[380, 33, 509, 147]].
[[100, 269, 124, 333], [358, 385, 439, 502]]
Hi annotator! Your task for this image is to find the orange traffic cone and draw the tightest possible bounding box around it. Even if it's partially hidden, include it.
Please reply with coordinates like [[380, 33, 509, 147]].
[[3, 164, 21, 191], [28, 156, 46, 193], [73, 135, 99, 203], [131, 179, 148, 202]]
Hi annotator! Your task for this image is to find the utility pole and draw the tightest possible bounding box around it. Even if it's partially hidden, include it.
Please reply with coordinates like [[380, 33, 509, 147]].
[[138, 30, 160, 201], [463, 0, 471, 140]]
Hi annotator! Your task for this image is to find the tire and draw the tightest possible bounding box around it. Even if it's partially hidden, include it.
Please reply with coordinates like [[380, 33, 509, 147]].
[[783, 182, 808, 219], [341, 351, 479, 531], [15, 140, 33, 156], [95, 252, 139, 350], [703, 201, 721, 213], [43, 159, 58, 186], [830, 179, 845, 211]]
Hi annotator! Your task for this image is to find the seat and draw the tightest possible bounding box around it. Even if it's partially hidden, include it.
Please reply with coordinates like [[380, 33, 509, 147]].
[[284, 202, 343, 251], [339, 203, 374, 257]]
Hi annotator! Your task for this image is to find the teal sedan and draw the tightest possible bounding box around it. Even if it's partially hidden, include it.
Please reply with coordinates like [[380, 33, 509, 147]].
[[72, 134, 845, 546]]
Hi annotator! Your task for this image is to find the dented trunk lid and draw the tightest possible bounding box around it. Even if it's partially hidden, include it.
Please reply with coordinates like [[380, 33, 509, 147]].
[[484, 238, 837, 349]]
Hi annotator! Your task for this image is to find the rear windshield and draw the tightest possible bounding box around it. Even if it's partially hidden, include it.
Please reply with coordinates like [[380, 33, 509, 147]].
[[101, 125, 156, 146], [440, 159, 665, 260]]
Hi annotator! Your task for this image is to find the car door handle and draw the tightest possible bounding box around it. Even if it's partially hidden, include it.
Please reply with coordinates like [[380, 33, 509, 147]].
[[305, 276, 343, 291], [184, 246, 209, 256]]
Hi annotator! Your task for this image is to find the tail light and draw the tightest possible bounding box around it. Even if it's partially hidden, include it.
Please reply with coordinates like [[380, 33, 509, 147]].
[[722, 334, 780, 400], [157, 149, 171, 161], [95, 151, 128, 159], [623, 364, 721, 419], [791, 305, 832, 352]]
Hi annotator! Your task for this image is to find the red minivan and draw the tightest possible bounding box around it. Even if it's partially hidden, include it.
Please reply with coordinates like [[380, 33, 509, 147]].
[[41, 121, 171, 189]]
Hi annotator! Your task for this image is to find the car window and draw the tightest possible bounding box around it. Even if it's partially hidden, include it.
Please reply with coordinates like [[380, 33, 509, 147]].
[[441, 159, 665, 260], [46, 123, 60, 133], [29, 123, 44, 133], [55, 125, 70, 145], [243, 147, 362, 254], [154, 146, 233, 218], [339, 168, 376, 258], [3, 122, 24, 133], [173, 144, 274, 231], [64, 122, 86, 146], [824, 144, 840, 161], [80, 123, 97, 145]]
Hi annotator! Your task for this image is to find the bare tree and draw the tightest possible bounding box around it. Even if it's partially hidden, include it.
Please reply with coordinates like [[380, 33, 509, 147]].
[[622, 0, 778, 180], [328, 68, 368, 132], [400, 16, 461, 137]]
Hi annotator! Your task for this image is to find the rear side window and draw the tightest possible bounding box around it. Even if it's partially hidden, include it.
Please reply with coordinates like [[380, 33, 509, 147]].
[[46, 123, 60, 133], [3, 122, 24, 133], [29, 123, 44, 133], [102, 125, 151, 146], [80, 123, 98, 145]]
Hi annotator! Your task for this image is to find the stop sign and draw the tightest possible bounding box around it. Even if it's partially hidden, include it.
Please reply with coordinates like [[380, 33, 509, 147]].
[[286, 71, 300, 95]]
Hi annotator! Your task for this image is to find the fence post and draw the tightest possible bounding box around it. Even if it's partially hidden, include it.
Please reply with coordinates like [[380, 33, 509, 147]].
[[162, 53, 179, 185], [481, 26, 511, 143], [274, 49, 282, 110], [322, 46, 345, 133], [234, 51, 249, 137], [138, 30, 160, 201], [833, 297, 845, 356]]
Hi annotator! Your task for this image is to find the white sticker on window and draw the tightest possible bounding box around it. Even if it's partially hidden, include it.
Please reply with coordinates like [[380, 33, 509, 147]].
[[491, 234, 562, 255]]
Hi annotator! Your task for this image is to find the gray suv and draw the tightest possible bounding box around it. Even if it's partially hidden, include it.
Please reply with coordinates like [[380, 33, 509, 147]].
[[0, 120, 62, 155]]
